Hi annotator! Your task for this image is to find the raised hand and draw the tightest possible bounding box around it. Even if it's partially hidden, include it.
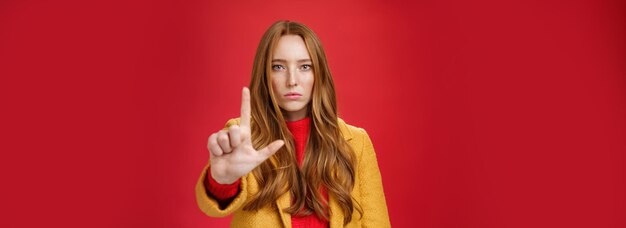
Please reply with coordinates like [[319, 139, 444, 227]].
[[207, 87, 285, 184]]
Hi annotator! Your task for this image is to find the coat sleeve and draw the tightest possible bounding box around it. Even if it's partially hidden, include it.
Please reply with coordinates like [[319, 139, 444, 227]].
[[195, 118, 249, 217], [357, 128, 392, 227]]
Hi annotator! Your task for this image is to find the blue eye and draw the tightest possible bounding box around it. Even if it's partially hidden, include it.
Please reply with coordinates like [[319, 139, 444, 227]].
[[272, 65, 285, 71]]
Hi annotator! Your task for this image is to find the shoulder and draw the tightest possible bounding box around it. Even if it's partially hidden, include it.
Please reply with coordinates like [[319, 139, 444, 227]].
[[337, 117, 369, 142]]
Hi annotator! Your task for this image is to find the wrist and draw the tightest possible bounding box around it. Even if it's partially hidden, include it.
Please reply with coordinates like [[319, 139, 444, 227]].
[[209, 169, 238, 185]]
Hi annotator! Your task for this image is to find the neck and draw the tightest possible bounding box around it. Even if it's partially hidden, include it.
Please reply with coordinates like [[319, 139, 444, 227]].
[[284, 107, 308, 122]]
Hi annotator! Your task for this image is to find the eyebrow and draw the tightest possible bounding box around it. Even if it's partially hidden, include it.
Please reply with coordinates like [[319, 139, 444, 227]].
[[271, 59, 311, 63]]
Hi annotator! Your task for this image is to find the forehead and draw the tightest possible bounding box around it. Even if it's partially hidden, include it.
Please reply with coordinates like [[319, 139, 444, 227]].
[[272, 35, 311, 60]]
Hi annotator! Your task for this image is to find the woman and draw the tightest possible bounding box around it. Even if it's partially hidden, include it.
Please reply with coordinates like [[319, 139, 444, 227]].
[[195, 20, 391, 227]]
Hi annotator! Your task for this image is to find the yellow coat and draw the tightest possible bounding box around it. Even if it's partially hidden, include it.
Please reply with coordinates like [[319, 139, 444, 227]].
[[195, 117, 391, 227]]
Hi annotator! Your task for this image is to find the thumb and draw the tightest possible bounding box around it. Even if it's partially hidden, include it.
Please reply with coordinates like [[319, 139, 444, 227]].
[[257, 140, 285, 159]]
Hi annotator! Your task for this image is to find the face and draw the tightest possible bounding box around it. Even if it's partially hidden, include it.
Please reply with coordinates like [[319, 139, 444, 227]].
[[270, 35, 314, 122]]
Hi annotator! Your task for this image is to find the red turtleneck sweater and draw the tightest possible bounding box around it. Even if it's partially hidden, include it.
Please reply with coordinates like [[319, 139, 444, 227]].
[[204, 117, 329, 228]]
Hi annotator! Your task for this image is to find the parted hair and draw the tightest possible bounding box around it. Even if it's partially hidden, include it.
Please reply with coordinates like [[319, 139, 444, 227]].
[[243, 20, 362, 225]]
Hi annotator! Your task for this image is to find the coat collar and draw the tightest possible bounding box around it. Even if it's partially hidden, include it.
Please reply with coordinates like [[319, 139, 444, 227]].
[[337, 117, 354, 142]]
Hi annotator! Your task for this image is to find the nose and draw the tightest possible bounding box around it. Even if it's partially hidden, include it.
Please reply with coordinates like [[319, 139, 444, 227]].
[[287, 69, 298, 86]]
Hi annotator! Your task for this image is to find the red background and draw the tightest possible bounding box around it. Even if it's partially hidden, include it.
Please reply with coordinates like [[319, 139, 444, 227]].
[[1, 0, 625, 227]]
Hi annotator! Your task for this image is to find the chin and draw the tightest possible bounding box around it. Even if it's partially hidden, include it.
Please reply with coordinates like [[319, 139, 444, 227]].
[[279, 104, 307, 112], [282, 106, 306, 112]]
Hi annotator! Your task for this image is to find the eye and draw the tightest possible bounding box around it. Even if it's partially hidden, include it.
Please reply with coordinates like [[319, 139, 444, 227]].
[[272, 65, 285, 71], [301, 64, 312, 71]]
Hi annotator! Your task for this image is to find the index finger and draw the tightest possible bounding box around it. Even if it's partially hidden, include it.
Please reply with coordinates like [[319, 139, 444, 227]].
[[240, 87, 251, 127]]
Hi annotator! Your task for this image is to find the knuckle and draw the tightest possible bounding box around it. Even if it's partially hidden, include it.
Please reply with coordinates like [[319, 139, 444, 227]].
[[229, 128, 240, 136], [218, 133, 228, 142], [208, 135, 217, 145], [217, 135, 231, 149]]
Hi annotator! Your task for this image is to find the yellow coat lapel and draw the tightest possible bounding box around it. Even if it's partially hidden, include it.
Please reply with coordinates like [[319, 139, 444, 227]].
[[276, 192, 292, 227]]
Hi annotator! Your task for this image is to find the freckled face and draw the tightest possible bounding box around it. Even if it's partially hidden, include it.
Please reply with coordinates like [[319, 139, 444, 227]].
[[270, 35, 314, 121]]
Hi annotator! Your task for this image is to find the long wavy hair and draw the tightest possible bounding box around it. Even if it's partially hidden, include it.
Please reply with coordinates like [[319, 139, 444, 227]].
[[243, 20, 362, 225]]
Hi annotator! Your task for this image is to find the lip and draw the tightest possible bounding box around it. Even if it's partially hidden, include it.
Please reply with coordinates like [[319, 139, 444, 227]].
[[284, 92, 302, 99]]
